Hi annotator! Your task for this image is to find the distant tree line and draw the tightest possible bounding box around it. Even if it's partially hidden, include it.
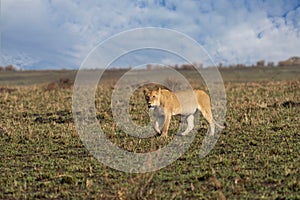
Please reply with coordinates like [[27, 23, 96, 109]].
[[0, 65, 18, 71], [144, 56, 300, 70], [222, 56, 300, 69], [1, 56, 299, 71], [176, 56, 300, 70]]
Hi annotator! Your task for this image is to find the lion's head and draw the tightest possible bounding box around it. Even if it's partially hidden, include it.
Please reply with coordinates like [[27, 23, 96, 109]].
[[143, 88, 161, 109]]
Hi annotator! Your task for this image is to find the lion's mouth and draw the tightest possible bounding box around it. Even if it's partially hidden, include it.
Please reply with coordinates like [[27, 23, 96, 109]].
[[148, 103, 156, 109]]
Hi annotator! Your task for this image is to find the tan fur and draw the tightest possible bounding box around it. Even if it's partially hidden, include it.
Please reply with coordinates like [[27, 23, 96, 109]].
[[144, 88, 222, 137]]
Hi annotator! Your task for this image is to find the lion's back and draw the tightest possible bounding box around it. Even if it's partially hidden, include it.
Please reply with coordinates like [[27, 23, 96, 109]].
[[161, 89, 202, 115]]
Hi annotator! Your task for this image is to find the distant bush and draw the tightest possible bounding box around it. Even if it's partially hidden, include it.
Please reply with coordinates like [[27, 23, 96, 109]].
[[43, 78, 73, 91], [0, 87, 17, 93], [43, 82, 57, 92], [278, 56, 300, 66], [180, 64, 194, 70], [0, 65, 18, 71], [58, 78, 73, 88], [164, 78, 185, 91], [267, 62, 274, 67], [4, 65, 17, 71], [256, 60, 265, 67]]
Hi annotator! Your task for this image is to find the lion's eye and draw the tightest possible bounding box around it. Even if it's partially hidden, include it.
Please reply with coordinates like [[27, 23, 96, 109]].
[[152, 96, 155, 98]]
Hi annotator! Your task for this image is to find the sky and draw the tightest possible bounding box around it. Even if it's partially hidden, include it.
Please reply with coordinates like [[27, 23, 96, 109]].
[[0, 0, 300, 69]]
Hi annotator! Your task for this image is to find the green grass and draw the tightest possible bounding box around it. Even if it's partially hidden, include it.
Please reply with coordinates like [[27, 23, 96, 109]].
[[0, 67, 299, 199]]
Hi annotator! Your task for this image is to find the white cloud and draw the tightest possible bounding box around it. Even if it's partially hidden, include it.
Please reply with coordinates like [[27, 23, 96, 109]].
[[1, 0, 82, 68], [0, 0, 300, 69]]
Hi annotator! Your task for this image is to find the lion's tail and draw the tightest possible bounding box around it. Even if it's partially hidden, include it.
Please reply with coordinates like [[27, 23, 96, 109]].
[[213, 119, 226, 129]]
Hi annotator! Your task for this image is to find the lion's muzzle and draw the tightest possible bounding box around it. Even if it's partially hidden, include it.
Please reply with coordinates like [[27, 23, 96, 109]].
[[148, 104, 153, 109]]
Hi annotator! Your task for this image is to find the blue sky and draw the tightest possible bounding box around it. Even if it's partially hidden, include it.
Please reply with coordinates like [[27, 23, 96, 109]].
[[1, 0, 300, 69]]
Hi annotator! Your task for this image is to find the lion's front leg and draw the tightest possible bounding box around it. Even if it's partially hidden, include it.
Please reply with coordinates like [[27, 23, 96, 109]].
[[161, 113, 171, 137], [153, 120, 161, 134], [150, 107, 165, 135]]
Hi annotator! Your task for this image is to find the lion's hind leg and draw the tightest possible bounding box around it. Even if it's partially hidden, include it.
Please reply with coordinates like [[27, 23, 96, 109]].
[[178, 114, 194, 136], [202, 112, 215, 136], [208, 121, 215, 136], [198, 106, 215, 136]]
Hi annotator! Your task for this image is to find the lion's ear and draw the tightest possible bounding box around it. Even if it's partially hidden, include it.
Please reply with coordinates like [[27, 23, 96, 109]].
[[158, 88, 161, 94], [143, 88, 149, 94]]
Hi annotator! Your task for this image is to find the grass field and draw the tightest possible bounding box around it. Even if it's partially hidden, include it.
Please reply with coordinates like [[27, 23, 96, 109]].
[[0, 66, 299, 199]]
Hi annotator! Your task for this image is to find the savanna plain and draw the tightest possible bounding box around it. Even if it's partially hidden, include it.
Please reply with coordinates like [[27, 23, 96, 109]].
[[0, 66, 299, 199]]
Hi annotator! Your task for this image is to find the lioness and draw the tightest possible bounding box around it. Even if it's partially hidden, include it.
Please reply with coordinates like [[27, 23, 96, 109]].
[[143, 87, 223, 137]]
